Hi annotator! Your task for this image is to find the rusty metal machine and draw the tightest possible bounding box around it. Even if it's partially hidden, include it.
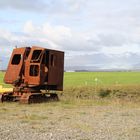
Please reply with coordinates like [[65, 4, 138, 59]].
[[0, 46, 64, 103]]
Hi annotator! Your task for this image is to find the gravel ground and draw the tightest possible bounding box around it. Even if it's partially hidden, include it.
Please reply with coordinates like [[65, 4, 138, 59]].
[[0, 101, 140, 140]]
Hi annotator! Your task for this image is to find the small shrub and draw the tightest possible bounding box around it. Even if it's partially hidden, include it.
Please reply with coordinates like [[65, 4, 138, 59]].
[[98, 89, 111, 98]]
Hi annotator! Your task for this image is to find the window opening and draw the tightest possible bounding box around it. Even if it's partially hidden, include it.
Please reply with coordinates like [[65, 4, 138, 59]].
[[11, 54, 21, 65], [31, 50, 42, 61], [30, 65, 39, 76]]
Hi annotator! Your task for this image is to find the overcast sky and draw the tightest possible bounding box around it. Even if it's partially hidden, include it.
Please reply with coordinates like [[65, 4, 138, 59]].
[[0, 0, 140, 70]]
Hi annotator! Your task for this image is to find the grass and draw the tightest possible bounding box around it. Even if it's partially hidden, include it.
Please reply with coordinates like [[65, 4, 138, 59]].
[[0, 71, 140, 102], [0, 71, 4, 85], [64, 71, 140, 87], [63, 72, 140, 102], [0, 71, 12, 88]]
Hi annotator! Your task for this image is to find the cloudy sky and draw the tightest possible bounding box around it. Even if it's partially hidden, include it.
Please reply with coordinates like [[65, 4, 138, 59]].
[[0, 0, 140, 70]]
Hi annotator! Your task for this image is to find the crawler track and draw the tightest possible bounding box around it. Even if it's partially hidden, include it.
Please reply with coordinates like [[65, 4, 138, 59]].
[[0, 92, 59, 104]]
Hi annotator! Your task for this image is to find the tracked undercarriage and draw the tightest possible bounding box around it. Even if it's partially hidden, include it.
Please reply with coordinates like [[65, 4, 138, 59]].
[[0, 90, 59, 104]]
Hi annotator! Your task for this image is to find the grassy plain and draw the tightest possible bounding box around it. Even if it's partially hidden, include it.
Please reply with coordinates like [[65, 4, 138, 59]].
[[64, 71, 140, 87], [63, 71, 140, 102]]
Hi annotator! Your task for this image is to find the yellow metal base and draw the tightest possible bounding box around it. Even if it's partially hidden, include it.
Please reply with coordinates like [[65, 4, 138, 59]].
[[0, 85, 13, 93]]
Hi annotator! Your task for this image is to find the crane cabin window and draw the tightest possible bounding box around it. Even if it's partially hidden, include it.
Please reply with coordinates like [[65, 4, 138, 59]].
[[30, 65, 39, 76], [31, 50, 42, 61], [11, 54, 21, 65]]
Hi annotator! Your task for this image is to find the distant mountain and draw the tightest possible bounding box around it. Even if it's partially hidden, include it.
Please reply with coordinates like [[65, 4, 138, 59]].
[[65, 65, 100, 71]]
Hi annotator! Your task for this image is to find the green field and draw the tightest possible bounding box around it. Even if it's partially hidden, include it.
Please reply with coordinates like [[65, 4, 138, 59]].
[[64, 71, 140, 87], [63, 72, 140, 101], [0, 72, 5, 86]]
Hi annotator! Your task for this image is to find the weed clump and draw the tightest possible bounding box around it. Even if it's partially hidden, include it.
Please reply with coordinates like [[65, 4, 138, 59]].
[[98, 89, 111, 98]]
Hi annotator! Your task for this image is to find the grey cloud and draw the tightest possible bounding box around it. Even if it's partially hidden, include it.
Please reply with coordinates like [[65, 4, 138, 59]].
[[0, 38, 11, 46], [83, 32, 128, 51], [0, 56, 9, 70], [96, 33, 128, 47], [0, 0, 81, 14], [0, 0, 47, 12], [58, 37, 100, 52], [65, 53, 112, 67], [0, 19, 20, 24], [65, 52, 140, 70]]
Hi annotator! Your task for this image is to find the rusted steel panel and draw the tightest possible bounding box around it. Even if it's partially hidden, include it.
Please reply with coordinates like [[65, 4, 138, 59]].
[[4, 47, 27, 84], [47, 50, 64, 90]]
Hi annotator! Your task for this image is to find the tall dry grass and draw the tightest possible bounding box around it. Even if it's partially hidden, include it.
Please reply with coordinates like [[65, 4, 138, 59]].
[[60, 84, 140, 103]]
